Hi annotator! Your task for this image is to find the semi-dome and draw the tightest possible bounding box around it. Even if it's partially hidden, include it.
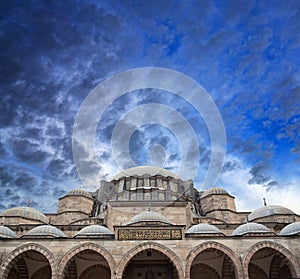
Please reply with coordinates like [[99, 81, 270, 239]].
[[0, 207, 49, 224], [76, 225, 114, 237], [185, 224, 225, 235], [66, 188, 93, 199], [113, 166, 180, 180], [279, 222, 300, 236], [127, 211, 172, 225], [247, 205, 295, 222], [232, 223, 272, 236], [201, 187, 229, 198], [25, 225, 65, 238], [0, 226, 18, 238]]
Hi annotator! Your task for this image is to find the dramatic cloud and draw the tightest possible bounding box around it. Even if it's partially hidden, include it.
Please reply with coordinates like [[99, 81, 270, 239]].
[[0, 1, 299, 213]]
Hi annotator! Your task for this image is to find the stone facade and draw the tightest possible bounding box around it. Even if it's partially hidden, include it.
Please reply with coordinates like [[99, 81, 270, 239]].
[[0, 166, 299, 279]]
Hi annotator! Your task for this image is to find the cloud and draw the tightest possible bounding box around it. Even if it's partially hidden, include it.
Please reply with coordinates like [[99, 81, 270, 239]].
[[0, 100, 18, 128], [10, 138, 48, 163], [0, 166, 13, 186], [220, 159, 300, 214], [0, 1, 299, 213], [46, 159, 68, 179], [15, 172, 37, 191], [222, 159, 243, 173], [248, 163, 271, 185]]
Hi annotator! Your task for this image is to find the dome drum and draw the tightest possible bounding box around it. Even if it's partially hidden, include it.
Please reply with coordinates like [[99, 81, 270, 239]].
[[58, 189, 94, 215], [112, 166, 180, 180], [108, 166, 196, 203], [200, 187, 237, 216]]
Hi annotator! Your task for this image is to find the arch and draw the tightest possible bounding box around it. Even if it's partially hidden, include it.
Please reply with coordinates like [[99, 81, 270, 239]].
[[116, 242, 185, 279], [0, 243, 56, 279], [243, 241, 300, 279], [57, 242, 116, 279], [185, 241, 243, 278]]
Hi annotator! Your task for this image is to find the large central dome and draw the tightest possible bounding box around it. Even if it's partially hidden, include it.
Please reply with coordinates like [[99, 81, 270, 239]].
[[104, 165, 194, 203], [112, 166, 180, 180]]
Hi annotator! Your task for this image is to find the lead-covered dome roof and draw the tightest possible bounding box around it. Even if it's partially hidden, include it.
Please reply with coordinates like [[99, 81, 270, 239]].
[[0, 207, 49, 224], [25, 225, 65, 238], [232, 222, 272, 236], [0, 226, 18, 238], [66, 188, 93, 199], [201, 187, 229, 198], [247, 205, 295, 222], [113, 166, 180, 180], [185, 224, 225, 235], [76, 225, 114, 237], [127, 211, 172, 225], [279, 222, 300, 236]]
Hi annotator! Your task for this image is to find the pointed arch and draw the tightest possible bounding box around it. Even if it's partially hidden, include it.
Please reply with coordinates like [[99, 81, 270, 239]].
[[57, 242, 116, 279], [243, 241, 300, 279], [116, 242, 184, 279], [0, 243, 56, 279], [185, 241, 243, 278]]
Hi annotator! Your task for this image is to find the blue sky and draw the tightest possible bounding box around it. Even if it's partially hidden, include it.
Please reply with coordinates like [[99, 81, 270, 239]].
[[0, 0, 299, 213]]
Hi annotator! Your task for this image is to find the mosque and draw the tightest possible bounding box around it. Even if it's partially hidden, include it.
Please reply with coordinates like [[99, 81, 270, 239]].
[[0, 165, 299, 279]]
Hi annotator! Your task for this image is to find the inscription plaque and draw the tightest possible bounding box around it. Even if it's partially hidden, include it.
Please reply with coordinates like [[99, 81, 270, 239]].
[[118, 229, 182, 240]]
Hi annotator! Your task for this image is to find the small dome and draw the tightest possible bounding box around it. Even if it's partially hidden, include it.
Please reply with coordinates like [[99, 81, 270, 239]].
[[247, 205, 295, 222], [66, 188, 93, 199], [201, 187, 229, 198], [76, 225, 114, 237], [25, 225, 65, 238], [113, 166, 180, 180], [0, 207, 49, 224], [279, 222, 300, 236], [185, 224, 224, 235], [127, 211, 171, 225], [232, 223, 272, 236], [0, 226, 18, 238]]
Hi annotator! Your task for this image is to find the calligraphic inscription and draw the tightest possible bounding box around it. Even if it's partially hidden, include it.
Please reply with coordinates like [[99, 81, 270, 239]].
[[118, 229, 182, 240]]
